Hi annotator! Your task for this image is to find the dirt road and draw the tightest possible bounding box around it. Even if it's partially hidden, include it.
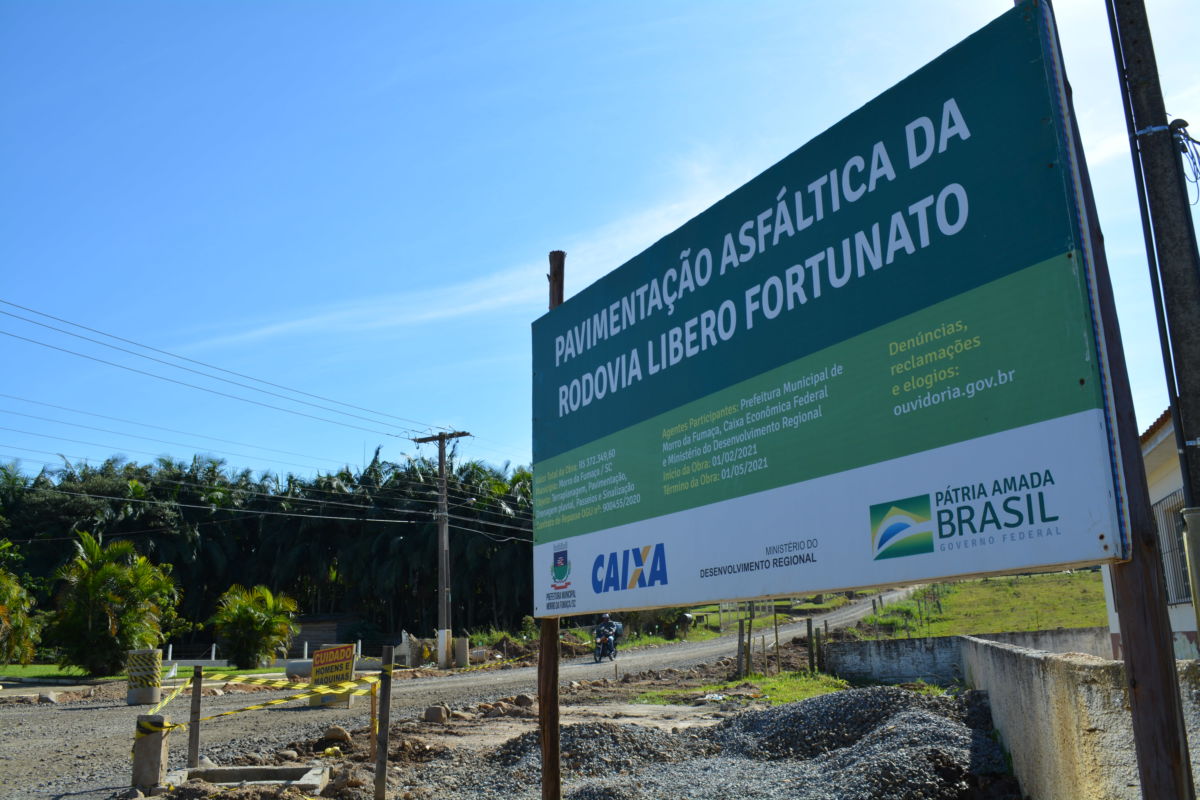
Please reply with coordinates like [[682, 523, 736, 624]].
[[0, 590, 909, 800]]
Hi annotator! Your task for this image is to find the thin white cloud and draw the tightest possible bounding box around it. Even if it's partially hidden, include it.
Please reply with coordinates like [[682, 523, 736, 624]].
[[185, 152, 748, 353]]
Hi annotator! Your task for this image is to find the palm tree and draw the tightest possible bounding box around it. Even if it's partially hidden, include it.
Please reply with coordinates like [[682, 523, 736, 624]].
[[0, 560, 39, 667], [48, 531, 178, 676], [209, 584, 299, 669]]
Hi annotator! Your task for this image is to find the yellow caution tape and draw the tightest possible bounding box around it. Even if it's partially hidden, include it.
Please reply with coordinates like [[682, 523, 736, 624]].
[[126, 651, 163, 688], [455, 655, 524, 673], [132, 673, 381, 748], [147, 676, 193, 716]]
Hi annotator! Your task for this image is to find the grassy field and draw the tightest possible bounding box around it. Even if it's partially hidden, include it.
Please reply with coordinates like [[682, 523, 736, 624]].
[[636, 670, 850, 706], [856, 570, 1107, 639], [0, 663, 290, 682]]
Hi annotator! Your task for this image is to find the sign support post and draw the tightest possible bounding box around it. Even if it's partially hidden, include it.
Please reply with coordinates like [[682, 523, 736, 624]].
[[538, 250, 565, 800]]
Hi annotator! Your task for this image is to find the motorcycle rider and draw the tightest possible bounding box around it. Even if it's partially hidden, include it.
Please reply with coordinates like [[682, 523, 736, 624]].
[[592, 613, 618, 657]]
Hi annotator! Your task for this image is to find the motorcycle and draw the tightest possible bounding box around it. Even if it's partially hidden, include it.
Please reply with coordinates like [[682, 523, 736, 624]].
[[593, 633, 616, 663]]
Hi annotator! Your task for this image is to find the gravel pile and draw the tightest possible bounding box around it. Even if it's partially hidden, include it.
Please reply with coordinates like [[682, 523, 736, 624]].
[[389, 687, 1019, 800], [711, 685, 974, 759], [494, 721, 718, 775]]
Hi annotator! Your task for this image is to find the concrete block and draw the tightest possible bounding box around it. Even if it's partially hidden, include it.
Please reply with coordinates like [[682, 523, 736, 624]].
[[131, 715, 169, 790], [163, 766, 328, 794], [453, 637, 469, 668]]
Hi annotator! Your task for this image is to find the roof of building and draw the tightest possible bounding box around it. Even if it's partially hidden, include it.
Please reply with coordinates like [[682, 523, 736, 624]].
[[1141, 408, 1172, 445]]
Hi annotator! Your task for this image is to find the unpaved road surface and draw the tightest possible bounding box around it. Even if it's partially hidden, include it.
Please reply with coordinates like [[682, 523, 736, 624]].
[[0, 591, 912, 800]]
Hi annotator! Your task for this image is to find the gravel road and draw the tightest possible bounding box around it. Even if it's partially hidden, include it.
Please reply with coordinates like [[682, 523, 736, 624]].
[[0, 590, 914, 800]]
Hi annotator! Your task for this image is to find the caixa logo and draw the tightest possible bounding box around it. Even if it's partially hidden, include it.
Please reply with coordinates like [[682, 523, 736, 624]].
[[591, 544, 669, 594]]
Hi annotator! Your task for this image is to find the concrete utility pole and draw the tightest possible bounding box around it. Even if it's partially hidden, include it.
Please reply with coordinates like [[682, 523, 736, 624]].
[[414, 430, 470, 669]]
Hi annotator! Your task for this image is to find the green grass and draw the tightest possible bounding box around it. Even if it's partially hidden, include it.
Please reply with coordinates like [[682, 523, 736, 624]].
[[636, 670, 850, 706], [857, 570, 1106, 639], [466, 627, 511, 648], [0, 663, 290, 681]]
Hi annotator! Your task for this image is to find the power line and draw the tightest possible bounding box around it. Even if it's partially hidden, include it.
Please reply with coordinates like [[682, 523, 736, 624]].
[[1, 454, 532, 531], [37, 486, 428, 525], [0, 426, 330, 473], [29, 487, 532, 541], [0, 299, 450, 433], [2, 447, 532, 520], [0, 392, 362, 466], [0, 408, 349, 473], [1, 308, 421, 433], [0, 328, 407, 438]]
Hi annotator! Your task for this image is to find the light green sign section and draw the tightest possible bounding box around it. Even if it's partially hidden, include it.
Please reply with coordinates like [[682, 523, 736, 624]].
[[533, 252, 1101, 542]]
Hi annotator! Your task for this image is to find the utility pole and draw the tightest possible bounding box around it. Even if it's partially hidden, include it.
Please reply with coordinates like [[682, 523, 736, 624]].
[[1108, 0, 1200, 504], [1108, 0, 1200, 696], [414, 430, 470, 669], [1096, 3, 1200, 796]]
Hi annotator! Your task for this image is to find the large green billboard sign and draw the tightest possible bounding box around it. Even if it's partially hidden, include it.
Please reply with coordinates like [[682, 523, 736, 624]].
[[531, 1, 1127, 617]]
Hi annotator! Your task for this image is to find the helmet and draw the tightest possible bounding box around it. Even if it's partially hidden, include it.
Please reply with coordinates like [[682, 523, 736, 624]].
[[601, 613, 610, 620]]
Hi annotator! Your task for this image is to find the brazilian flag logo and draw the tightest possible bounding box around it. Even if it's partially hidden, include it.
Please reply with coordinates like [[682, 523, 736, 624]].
[[871, 495, 934, 560]]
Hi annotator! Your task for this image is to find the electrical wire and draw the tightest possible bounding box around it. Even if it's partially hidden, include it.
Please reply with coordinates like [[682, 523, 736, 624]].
[[0, 392, 362, 466], [3, 447, 533, 521], [0, 299, 450, 433], [33, 486, 532, 541], [0, 425, 330, 473], [1, 308, 425, 434], [0, 329, 406, 438], [0, 409, 348, 473], [1, 470, 532, 537]]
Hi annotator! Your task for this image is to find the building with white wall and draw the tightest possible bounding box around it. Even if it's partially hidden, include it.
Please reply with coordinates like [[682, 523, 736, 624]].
[[1102, 409, 1195, 658]]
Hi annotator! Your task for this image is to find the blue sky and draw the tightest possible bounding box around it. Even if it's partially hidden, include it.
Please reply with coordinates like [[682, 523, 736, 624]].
[[2, 1, 1197, 480]]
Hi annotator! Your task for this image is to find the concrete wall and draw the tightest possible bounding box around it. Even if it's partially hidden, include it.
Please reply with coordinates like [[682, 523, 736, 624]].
[[825, 636, 964, 685], [975, 626, 1109, 657], [961, 636, 1200, 800], [824, 627, 1109, 686]]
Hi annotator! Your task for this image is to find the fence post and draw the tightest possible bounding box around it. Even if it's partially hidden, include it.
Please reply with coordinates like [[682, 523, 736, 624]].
[[807, 618, 815, 673], [736, 620, 745, 678], [374, 646, 394, 800], [773, 613, 780, 675], [746, 603, 756, 675], [187, 666, 202, 768]]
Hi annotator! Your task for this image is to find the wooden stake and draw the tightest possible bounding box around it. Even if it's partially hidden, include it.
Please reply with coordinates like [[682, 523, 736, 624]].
[[773, 612, 780, 675], [369, 682, 378, 762], [187, 666, 202, 768], [746, 602, 755, 675], [807, 618, 814, 673], [373, 646, 393, 800]]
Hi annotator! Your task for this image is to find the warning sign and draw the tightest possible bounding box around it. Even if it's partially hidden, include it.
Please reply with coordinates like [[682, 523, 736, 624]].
[[309, 644, 356, 708]]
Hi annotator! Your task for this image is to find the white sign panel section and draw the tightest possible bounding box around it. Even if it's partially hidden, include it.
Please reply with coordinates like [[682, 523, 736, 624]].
[[535, 409, 1117, 616]]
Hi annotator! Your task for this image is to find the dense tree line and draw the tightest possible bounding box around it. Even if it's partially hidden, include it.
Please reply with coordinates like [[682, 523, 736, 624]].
[[0, 448, 533, 652]]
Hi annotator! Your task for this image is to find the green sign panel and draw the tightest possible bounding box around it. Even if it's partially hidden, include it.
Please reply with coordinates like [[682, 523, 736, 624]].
[[531, 2, 1125, 617]]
